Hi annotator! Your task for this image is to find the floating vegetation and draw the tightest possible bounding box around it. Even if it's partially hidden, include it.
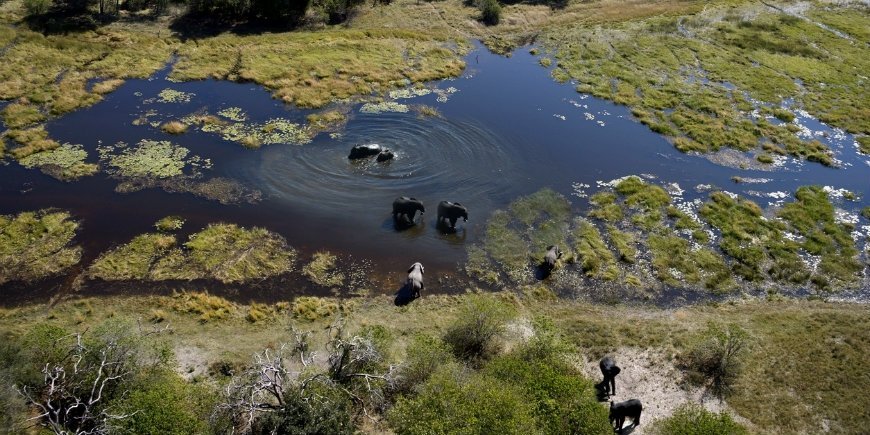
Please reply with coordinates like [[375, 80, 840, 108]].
[[155, 216, 185, 232], [417, 105, 441, 118], [360, 101, 409, 114], [157, 88, 195, 103], [389, 87, 432, 99], [469, 176, 867, 295], [114, 176, 261, 205], [217, 106, 247, 122], [0, 210, 81, 285], [18, 143, 98, 181], [98, 139, 209, 179], [301, 251, 345, 287], [195, 114, 312, 147], [88, 223, 296, 284], [306, 110, 346, 131]]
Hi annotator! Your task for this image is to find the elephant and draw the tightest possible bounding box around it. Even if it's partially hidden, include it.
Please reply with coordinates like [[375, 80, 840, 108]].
[[392, 197, 425, 223], [436, 201, 468, 229], [609, 399, 642, 430], [348, 144, 382, 160], [599, 356, 621, 396], [376, 149, 395, 162], [542, 245, 563, 272], [406, 262, 424, 298]]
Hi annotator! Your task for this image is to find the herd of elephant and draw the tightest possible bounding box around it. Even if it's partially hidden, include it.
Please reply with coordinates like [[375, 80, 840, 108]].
[[600, 356, 643, 432]]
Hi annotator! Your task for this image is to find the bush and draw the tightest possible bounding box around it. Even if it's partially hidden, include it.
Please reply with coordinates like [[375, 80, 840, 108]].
[[388, 366, 537, 435], [109, 370, 209, 435], [391, 334, 454, 395], [250, 382, 354, 435], [23, 0, 53, 15], [443, 295, 514, 365], [478, 0, 500, 25], [485, 354, 611, 435], [650, 404, 748, 435], [678, 324, 748, 398]]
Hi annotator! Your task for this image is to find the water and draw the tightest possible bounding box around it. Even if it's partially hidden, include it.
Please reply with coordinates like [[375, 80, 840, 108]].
[[2, 41, 868, 303]]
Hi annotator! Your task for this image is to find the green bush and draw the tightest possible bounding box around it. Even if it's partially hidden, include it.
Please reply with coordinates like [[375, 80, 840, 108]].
[[23, 0, 53, 15], [485, 354, 610, 435], [650, 404, 748, 435], [478, 0, 501, 25], [251, 382, 354, 435], [678, 324, 748, 398], [392, 334, 454, 395], [388, 365, 537, 435], [443, 295, 514, 365], [109, 370, 209, 435]]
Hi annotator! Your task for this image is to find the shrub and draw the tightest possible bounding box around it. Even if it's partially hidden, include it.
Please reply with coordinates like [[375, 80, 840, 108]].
[[678, 324, 748, 398], [392, 334, 453, 395], [250, 382, 354, 435], [24, 0, 52, 15], [109, 370, 208, 435], [443, 295, 514, 365], [485, 354, 610, 435], [388, 366, 537, 434], [650, 404, 748, 435], [478, 0, 500, 25]]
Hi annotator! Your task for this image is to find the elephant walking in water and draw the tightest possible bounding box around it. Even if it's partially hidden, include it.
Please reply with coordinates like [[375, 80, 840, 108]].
[[436, 201, 468, 229], [392, 197, 425, 224]]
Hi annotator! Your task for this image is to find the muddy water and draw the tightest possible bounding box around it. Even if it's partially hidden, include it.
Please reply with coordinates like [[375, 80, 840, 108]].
[[1, 42, 868, 303]]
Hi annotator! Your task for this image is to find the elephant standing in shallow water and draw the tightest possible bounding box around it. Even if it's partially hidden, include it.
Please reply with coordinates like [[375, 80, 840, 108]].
[[436, 201, 468, 229], [392, 197, 425, 224]]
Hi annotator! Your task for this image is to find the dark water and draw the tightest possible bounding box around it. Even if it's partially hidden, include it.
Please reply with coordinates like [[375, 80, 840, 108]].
[[2, 41, 868, 303]]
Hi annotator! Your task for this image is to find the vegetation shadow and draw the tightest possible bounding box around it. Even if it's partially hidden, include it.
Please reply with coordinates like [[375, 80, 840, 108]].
[[167, 12, 304, 41], [615, 425, 637, 435]]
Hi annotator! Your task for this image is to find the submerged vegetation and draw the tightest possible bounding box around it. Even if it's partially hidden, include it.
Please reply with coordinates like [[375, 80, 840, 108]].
[[88, 222, 296, 284], [468, 178, 866, 294], [0, 210, 81, 284]]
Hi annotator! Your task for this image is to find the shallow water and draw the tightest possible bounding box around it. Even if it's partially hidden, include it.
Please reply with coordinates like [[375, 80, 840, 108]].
[[2, 41, 868, 303]]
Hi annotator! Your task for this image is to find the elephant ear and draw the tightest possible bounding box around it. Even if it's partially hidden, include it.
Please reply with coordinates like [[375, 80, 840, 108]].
[[407, 265, 415, 273], [454, 202, 462, 206]]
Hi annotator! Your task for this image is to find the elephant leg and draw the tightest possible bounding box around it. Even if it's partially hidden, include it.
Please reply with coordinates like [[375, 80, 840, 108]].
[[449, 217, 457, 228]]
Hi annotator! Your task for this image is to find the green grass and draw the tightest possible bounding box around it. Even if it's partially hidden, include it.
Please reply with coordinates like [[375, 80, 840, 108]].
[[0, 210, 81, 284], [87, 223, 296, 284], [573, 218, 618, 281], [301, 251, 345, 287], [1, 292, 868, 434]]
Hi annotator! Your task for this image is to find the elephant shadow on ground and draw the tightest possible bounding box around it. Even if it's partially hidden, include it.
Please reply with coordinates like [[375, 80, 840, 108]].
[[535, 263, 554, 281], [394, 282, 420, 306], [593, 382, 611, 402]]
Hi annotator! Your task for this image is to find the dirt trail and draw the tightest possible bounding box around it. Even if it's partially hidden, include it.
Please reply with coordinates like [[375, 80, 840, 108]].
[[579, 347, 743, 433]]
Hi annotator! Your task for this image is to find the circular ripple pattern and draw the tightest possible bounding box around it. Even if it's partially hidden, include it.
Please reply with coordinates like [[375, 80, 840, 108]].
[[250, 113, 523, 214]]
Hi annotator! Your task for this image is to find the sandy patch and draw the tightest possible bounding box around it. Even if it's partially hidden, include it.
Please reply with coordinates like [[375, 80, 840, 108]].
[[175, 345, 210, 381], [579, 347, 739, 433]]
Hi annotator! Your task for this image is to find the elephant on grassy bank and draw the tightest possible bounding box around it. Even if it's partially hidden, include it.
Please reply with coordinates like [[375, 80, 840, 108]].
[[393, 197, 425, 224], [406, 262, 424, 298], [436, 201, 468, 229]]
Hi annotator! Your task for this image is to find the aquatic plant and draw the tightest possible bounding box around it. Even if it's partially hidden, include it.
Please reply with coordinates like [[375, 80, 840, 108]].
[[573, 218, 618, 281], [302, 251, 345, 287], [0, 210, 82, 284], [306, 110, 346, 131], [155, 216, 185, 232], [388, 87, 431, 100], [157, 88, 195, 103], [88, 223, 295, 284], [217, 107, 247, 122], [100, 139, 205, 179], [18, 143, 98, 181], [197, 115, 312, 146], [417, 105, 440, 118], [360, 101, 409, 114]]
